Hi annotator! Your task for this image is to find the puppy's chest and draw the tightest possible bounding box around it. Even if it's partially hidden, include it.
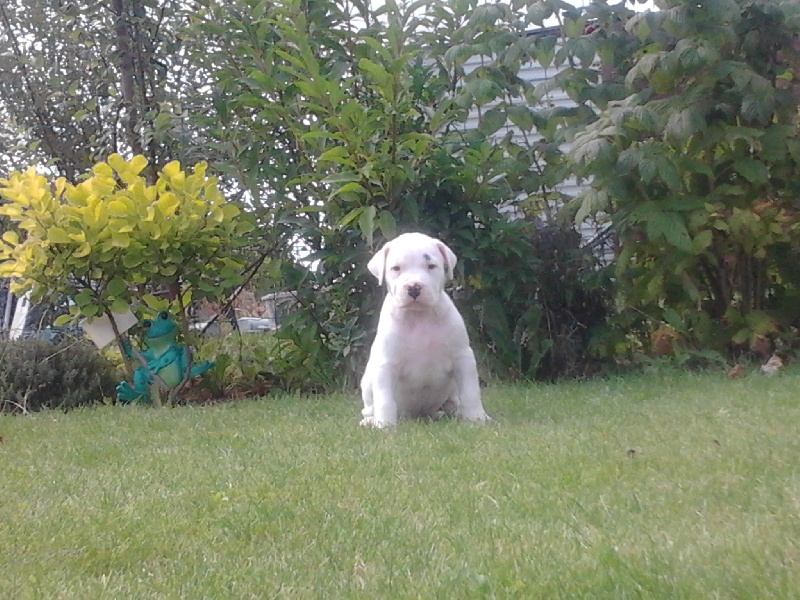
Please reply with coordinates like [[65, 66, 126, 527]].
[[391, 322, 455, 376]]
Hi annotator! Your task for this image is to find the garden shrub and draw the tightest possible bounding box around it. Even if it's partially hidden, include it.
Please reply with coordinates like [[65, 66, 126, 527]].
[[460, 219, 612, 381], [194, 0, 620, 390], [570, 0, 800, 356], [193, 331, 287, 399], [0, 337, 119, 413], [519, 223, 611, 380]]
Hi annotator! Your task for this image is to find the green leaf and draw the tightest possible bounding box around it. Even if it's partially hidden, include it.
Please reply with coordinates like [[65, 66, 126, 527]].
[[691, 230, 713, 253], [731, 327, 751, 345], [73, 242, 92, 258], [74, 288, 94, 308], [123, 252, 144, 269], [507, 105, 534, 131], [532, 35, 557, 68], [527, 2, 555, 26], [111, 297, 130, 314], [378, 210, 396, 239], [47, 228, 71, 244], [464, 77, 499, 105], [661, 308, 687, 333], [53, 314, 73, 326], [82, 304, 101, 318], [563, 16, 587, 39], [630, 12, 652, 42], [759, 125, 793, 162], [574, 187, 609, 224], [570, 37, 596, 67], [142, 294, 168, 311], [2, 230, 19, 246], [358, 205, 377, 247], [708, 0, 741, 21], [657, 158, 683, 192], [318, 146, 356, 167], [110, 231, 130, 249], [734, 159, 769, 184], [106, 278, 128, 297], [330, 182, 367, 200], [665, 108, 706, 142], [402, 195, 420, 224], [479, 107, 507, 136], [301, 131, 335, 143], [358, 58, 391, 88], [570, 132, 613, 166], [338, 207, 364, 228], [322, 172, 360, 185], [646, 211, 692, 252]]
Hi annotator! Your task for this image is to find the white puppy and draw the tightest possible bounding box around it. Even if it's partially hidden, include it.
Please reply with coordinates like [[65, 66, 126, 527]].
[[360, 232, 491, 427]]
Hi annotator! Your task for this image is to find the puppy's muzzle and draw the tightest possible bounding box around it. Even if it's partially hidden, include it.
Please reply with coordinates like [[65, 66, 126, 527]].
[[407, 283, 422, 300]]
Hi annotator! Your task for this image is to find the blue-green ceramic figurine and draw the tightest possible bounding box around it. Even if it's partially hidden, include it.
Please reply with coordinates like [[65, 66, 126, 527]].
[[116, 311, 213, 404]]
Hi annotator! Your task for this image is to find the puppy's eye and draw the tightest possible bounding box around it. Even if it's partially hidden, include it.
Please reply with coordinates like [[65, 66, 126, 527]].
[[390, 265, 401, 272], [427, 263, 437, 270]]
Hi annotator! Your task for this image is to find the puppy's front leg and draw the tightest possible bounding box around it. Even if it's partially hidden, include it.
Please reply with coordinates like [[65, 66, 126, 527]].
[[367, 365, 398, 428], [454, 349, 491, 422], [360, 376, 375, 425]]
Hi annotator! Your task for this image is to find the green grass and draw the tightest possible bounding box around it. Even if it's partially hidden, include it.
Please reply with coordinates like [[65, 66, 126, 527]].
[[2, 367, 800, 599]]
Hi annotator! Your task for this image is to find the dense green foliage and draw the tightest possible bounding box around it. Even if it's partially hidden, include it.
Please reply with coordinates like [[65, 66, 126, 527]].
[[571, 0, 800, 355], [191, 0, 619, 386], [2, 0, 800, 390], [0, 337, 119, 412]]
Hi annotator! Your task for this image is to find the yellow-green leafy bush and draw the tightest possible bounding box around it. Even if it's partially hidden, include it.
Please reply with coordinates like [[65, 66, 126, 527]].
[[0, 155, 253, 322]]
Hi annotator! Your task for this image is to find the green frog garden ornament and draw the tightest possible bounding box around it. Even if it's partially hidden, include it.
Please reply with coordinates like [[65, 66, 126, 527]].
[[116, 311, 213, 404]]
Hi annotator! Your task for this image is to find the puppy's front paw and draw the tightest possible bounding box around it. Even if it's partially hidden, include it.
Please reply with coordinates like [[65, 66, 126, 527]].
[[462, 411, 494, 423], [360, 416, 396, 429]]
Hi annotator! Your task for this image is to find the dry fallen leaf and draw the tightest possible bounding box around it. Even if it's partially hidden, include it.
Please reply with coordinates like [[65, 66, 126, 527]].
[[727, 364, 746, 379]]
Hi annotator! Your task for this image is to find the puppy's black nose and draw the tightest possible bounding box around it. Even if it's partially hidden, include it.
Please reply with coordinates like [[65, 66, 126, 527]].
[[407, 284, 421, 299]]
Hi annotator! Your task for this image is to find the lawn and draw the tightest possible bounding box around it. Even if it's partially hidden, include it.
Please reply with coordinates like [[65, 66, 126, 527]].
[[1, 367, 799, 599]]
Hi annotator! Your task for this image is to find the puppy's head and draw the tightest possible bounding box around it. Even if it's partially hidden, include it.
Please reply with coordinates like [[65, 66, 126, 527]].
[[367, 232, 457, 309]]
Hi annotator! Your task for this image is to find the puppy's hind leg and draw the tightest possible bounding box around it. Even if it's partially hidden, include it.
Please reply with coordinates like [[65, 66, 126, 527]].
[[433, 392, 459, 421], [454, 349, 491, 422]]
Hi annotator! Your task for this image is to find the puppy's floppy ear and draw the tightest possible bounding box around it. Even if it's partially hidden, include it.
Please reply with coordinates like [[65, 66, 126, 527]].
[[436, 241, 457, 280], [367, 241, 392, 285]]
